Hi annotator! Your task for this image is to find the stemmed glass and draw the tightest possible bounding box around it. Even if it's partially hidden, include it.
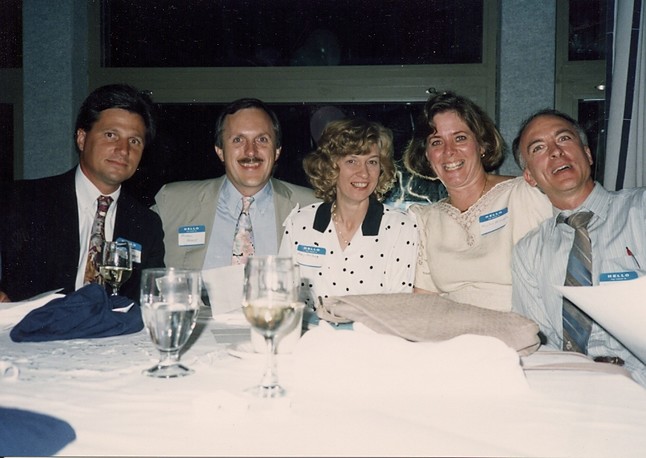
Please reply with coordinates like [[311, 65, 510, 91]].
[[140, 268, 202, 378], [242, 256, 300, 398], [100, 240, 133, 296]]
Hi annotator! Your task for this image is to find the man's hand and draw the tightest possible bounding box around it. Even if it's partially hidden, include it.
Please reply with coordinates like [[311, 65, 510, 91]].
[[0, 291, 11, 302]]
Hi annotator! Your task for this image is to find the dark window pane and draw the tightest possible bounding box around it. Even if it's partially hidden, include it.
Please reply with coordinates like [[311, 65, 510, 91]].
[[125, 102, 446, 207], [0, 0, 22, 68], [102, 0, 483, 67], [0, 104, 14, 182], [578, 99, 605, 183], [569, 0, 607, 61]]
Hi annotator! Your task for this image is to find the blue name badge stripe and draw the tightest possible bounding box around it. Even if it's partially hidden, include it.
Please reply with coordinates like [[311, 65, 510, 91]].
[[479, 207, 509, 223], [297, 244, 326, 256], [116, 237, 141, 251], [179, 225, 206, 234], [599, 271, 638, 282]]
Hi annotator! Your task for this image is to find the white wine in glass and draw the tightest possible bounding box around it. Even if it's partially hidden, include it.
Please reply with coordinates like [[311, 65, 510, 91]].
[[100, 241, 133, 296], [140, 268, 201, 378], [242, 256, 300, 398]]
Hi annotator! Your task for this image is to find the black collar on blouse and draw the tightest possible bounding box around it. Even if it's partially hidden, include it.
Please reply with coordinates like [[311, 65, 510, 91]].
[[312, 197, 384, 236]]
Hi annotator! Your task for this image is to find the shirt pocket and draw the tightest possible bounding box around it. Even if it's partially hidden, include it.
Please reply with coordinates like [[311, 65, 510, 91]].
[[598, 256, 644, 284]]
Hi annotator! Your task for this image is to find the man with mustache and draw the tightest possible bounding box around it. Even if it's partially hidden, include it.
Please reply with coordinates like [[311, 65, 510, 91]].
[[153, 98, 317, 272], [0, 84, 165, 302], [511, 109, 646, 386]]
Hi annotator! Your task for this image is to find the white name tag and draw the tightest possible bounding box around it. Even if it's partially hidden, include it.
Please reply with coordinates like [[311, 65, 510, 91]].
[[296, 244, 326, 268], [178, 225, 206, 247], [116, 237, 142, 263], [479, 207, 509, 236]]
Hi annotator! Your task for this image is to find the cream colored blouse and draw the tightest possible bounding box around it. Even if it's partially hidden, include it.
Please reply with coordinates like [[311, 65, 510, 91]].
[[409, 176, 552, 311]]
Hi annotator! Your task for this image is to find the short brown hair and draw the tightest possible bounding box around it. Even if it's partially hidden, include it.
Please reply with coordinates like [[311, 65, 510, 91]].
[[403, 90, 505, 179]]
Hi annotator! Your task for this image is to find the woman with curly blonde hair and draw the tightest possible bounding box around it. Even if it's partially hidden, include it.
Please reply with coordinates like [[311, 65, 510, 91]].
[[279, 118, 418, 309]]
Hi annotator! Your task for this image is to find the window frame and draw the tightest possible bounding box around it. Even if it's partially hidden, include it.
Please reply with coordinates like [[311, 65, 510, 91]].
[[555, 0, 607, 117], [88, 1, 499, 114]]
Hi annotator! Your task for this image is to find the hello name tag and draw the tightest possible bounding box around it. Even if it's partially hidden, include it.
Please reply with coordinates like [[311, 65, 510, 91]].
[[599, 271, 639, 283], [296, 244, 326, 268], [116, 237, 142, 263], [178, 225, 206, 247], [479, 207, 509, 235]]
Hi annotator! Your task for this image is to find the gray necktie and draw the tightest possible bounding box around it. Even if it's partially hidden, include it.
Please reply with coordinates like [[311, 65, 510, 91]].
[[559, 211, 594, 353]]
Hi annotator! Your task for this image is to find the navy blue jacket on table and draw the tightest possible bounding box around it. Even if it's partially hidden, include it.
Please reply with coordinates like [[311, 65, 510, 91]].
[[1, 168, 165, 302]]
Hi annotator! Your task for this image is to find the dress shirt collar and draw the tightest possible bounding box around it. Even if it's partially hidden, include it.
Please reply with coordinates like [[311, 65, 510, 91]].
[[221, 176, 273, 216], [313, 196, 384, 236], [550, 182, 610, 232], [75, 166, 121, 211]]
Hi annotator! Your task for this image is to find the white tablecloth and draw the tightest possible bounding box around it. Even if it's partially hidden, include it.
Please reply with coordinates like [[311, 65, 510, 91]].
[[1, 308, 646, 457]]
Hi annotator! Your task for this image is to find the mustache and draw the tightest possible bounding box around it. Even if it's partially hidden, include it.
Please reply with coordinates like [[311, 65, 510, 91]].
[[238, 157, 264, 165]]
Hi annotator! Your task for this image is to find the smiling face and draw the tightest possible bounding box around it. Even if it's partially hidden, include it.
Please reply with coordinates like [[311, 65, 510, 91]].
[[215, 107, 281, 197], [519, 114, 594, 209], [335, 145, 381, 205], [424, 110, 485, 192], [76, 108, 146, 195]]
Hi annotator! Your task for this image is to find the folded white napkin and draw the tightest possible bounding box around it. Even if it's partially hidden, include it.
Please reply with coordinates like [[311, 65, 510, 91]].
[[291, 323, 529, 399], [0, 290, 65, 329], [201, 265, 244, 316]]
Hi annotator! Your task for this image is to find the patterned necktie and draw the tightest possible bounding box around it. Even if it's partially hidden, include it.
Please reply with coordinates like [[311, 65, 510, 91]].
[[559, 211, 594, 354], [83, 195, 113, 284], [232, 196, 255, 265]]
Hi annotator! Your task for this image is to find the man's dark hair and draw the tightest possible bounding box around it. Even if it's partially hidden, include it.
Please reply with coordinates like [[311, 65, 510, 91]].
[[214, 98, 282, 149], [74, 83, 157, 147]]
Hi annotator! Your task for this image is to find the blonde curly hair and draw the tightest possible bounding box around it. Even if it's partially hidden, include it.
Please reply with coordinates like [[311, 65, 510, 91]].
[[303, 118, 396, 202]]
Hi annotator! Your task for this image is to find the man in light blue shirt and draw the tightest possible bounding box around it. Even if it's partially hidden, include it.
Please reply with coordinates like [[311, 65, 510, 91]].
[[511, 109, 646, 387]]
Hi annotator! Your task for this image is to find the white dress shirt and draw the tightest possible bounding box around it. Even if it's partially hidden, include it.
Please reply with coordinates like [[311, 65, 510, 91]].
[[74, 167, 120, 289]]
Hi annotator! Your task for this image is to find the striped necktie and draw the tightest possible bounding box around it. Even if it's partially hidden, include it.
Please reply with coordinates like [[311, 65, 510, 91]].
[[559, 211, 594, 354], [232, 196, 255, 265], [84, 195, 113, 284]]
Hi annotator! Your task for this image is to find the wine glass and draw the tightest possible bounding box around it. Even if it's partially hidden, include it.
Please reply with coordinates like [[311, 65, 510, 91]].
[[242, 256, 300, 398], [100, 240, 133, 296], [140, 268, 202, 378]]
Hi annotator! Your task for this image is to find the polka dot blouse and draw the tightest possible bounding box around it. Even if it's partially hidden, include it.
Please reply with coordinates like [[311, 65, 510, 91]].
[[278, 199, 418, 308]]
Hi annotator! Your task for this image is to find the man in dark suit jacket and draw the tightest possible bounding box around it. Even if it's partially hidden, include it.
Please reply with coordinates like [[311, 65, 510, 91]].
[[0, 84, 164, 302]]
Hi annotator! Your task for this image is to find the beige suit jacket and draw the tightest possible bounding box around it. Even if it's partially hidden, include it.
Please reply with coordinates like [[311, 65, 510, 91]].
[[152, 176, 318, 269]]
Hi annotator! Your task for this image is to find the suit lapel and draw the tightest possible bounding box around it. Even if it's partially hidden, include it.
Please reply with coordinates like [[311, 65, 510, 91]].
[[183, 178, 223, 268], [56, 170, 82, 291]]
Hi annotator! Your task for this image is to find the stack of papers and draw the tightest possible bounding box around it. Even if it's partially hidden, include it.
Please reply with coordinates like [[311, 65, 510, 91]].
[[557, 276, 646, 364]]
